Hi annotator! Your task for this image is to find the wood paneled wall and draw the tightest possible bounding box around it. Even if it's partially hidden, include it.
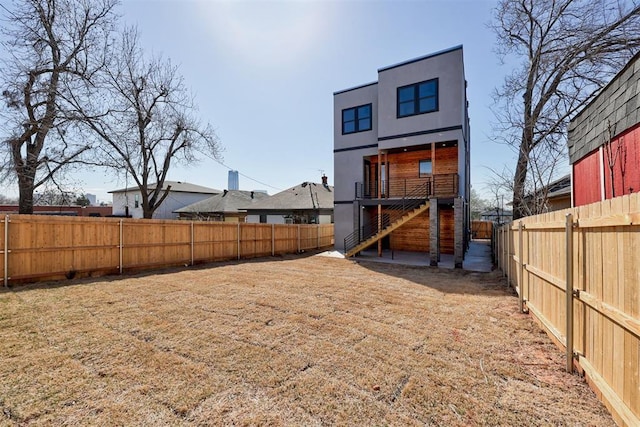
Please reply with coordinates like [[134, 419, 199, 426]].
[[366, 145, 458, 182], [439, 207, 454, 254], [390, 210, 430, 252], [434, 146, 458, 175]]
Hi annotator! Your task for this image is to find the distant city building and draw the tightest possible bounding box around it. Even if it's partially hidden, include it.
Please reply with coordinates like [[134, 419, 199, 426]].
[[85, 193, 97, 206], [228, 170, 239, 190]]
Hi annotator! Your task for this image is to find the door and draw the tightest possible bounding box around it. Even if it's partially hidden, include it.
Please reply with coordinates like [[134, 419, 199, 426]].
[[363, 160, 372, 198], [439, 206, 455, 255], [373, 162, 387, 198]]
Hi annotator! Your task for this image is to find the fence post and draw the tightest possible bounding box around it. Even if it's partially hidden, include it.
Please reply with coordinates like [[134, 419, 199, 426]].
[[190, 222, 194, 266], [518, 221, 524, 313], [495, 226, 500, 270], [119, 219, 123, 275], [237, 223, 241, 260], [298, 224, 301, 253], [317, 225, 320, 248], [566, 213, 574, 373], [3, 215, 9, 287], [506, 226, 510, 280], [272, 224, 275, 256]]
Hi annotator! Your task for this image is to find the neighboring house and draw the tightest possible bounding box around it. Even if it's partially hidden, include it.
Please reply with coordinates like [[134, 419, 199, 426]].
[[568, 51, 640, 207], [479, 208, 512, 224], [110, 181, 221, 219], [542, 174, 572, 212], [244, 177, 334, 224], [174, 190, 269, 222], [333, 45, 470, 267], [516, 174, 572, 215]]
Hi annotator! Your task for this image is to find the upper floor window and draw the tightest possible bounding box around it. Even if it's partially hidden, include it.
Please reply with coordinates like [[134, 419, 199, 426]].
[[419, 159, 432, 177], [397, 79, 438, 117], [342, 104, 372, 134]]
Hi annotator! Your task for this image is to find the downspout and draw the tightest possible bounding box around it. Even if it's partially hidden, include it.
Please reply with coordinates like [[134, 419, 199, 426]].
[[378, 150, 383, 257]]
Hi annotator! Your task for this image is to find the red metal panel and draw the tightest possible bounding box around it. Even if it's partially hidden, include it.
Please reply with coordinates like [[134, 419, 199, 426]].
[[573, 149, 602, 207], [603, 124, 640, 199]]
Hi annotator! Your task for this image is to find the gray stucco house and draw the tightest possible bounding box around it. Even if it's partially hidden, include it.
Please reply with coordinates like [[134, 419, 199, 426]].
[[333, 45, 470, 267], [110, 181, 220, 219]]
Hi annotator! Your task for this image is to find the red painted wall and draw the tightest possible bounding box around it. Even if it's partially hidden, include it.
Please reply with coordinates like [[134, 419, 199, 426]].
[[573, 148, 601, 207], [603, 124, 640, 200], [573, 123, 640, 206]]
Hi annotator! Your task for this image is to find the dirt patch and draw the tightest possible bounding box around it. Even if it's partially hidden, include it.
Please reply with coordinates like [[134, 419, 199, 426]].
[[0, 254, 614, 425]]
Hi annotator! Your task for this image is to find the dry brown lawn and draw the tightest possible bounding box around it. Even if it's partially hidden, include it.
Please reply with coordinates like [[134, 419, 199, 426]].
[[0, 253, 614, 426]]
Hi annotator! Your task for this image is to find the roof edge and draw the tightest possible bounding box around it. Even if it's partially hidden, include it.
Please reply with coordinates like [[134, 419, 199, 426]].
[[570, 50, 640, 124], [333, 81, 378, 96], [378, 45, 463, 73]]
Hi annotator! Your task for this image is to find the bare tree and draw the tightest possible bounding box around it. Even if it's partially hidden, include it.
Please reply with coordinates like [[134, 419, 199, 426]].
[[470, 188, 491, 220], [0, 0, 118, 214], [486, 139, 565, 218], [491, 0, 640, 219], [603, 120, 621, 197], [76, 28, 221, 219]]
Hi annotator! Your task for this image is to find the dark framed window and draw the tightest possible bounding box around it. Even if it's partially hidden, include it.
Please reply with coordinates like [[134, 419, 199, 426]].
[[342, 103, 372, 134], [397, 78, 438, 118], [419, 159, 432, 177]]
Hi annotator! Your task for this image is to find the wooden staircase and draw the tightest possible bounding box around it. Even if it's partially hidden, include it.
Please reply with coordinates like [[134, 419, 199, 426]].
[[345, 202, 429, 258]]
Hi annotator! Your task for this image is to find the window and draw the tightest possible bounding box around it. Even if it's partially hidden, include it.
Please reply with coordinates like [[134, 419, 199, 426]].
[[134, 194, 139, 208], [419, 160, 432, 177], [397, 79, 438, 117], [342, 103, 372, 134]]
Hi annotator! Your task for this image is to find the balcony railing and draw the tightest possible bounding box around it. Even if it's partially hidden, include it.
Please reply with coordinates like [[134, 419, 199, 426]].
[[355, 174, 459, 200]]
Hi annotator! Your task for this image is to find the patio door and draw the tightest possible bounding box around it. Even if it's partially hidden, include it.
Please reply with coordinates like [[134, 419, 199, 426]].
[[373, 162, 387, 198]]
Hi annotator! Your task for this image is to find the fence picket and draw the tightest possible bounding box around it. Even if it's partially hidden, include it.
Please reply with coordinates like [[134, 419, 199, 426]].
[[1, 215, 333, 285], [495, 194, 640, 426]]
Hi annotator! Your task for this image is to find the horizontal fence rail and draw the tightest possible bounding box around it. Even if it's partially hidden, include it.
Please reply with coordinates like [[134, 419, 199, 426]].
[[494, 193, 640, 427], [0, 215, 334, 286]]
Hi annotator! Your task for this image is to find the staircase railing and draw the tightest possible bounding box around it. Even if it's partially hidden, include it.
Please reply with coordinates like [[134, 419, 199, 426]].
[[344, 181, 430, 253]]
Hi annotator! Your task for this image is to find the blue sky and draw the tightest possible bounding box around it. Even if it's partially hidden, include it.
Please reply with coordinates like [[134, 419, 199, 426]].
[[4, 0, 526, 203]]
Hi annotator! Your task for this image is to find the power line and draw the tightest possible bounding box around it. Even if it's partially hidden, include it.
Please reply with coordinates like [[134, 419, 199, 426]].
[[212, 158, 282, 191]]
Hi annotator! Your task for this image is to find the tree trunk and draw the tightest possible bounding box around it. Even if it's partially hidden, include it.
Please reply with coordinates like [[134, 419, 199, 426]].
[[512, 141, 530, 220], [17, 171, 35, 214]]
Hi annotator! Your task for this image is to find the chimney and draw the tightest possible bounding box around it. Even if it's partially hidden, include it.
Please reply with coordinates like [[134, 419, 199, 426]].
[[321, 174, 328, 186], [223, 189, 228, 196], [250, 191, 254, 199]]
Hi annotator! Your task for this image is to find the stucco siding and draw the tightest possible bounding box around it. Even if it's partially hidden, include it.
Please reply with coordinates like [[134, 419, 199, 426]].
[[377, 47, 464, 140]]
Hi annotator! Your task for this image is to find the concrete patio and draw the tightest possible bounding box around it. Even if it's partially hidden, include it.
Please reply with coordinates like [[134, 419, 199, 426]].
[[343, 239, 493, 272]]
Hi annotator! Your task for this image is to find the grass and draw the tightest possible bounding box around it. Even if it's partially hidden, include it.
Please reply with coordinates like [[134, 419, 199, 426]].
[[0, 253, 614, 426]]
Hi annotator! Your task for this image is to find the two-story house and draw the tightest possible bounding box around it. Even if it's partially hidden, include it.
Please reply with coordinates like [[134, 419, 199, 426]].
[[333, 46, 470, 267]]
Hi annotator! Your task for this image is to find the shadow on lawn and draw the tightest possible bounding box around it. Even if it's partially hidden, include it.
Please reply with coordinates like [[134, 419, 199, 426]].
[[351, 259, 512, 296], [1, 249, 325, 293]]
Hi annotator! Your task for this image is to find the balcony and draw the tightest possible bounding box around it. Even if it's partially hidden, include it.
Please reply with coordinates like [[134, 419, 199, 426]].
[[355, 174, 459, 200]]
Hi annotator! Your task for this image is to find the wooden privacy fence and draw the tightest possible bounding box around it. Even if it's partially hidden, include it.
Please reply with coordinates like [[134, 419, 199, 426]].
[[0, 215, 334, 286], [471, 220, 493, 239], [494, 193, 640, 427]]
